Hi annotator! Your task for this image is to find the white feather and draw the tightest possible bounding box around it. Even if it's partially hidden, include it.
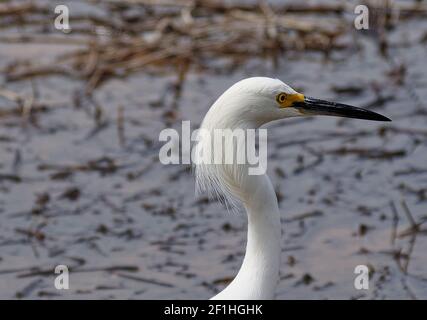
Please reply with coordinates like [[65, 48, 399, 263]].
[[192, 77, 300, 299]]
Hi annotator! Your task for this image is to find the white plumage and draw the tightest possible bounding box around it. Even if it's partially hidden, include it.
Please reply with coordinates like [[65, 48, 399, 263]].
[[193, 77, 390, 300]]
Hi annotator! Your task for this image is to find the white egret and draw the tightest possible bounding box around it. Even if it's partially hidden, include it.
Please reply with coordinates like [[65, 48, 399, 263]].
[[193, 77, 390, 300]]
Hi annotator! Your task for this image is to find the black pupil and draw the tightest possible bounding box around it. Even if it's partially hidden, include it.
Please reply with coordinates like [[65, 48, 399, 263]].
[[280, 94, 285, 101]]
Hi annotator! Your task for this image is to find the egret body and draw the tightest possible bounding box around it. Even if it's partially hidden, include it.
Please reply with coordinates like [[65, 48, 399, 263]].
[[194, 77, 390, 300]]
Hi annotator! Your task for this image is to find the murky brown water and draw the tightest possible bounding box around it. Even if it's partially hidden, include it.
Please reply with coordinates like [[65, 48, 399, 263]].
[[0, 0, 426, 299]]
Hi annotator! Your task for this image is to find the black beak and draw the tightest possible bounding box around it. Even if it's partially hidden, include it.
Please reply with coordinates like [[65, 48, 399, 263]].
[[293, 97, 391, 122]]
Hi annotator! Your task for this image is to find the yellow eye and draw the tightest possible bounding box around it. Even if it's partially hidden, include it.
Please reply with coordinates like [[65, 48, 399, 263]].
[[276, 93, 287, 104]]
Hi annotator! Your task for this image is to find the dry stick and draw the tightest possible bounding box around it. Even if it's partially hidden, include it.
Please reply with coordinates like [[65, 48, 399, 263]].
[[386, 202, 407, 274], [284, 210, 323, 222], [0, 35, 90, 45], [0, 3, 347, 90], [101, 0, 347, 15], [403, 232, 417, 274], [0, 86, 36, 124], [401, 200, 418, 229], [0, 87, 24, 104], [230, 10, 343, 35], [21, 80, 36, 124], [108, 48, 179, 71], [399, 200, 420, 274], [260, 1, 280, 66], [180, 4, 194, 25], [36, 158, 125, 174], [401, 277, 418, 300], [399, 200, 427, 231], [85, 48, 179, 91], [0, 13, 123, 33], [117, 105, 125, 147], [390, 201, 399, 246], [293, 145, 324, 175], [0, 2, 42, 16], [323, 147, 406, 159], [116, 272, 174, 288], [15, 278, 43, 299], [387, 126, 427, 136], [17, 265, 139, 278], [260, 1, 278, 39], [99, 0, 193, 7], [5, 65, 78, 82], [274, 129, 373, 148], [82, 43, 100, 78], [86, 68, 106, 94], [0, 266, 36, 275], [394, 167, 427, 176]]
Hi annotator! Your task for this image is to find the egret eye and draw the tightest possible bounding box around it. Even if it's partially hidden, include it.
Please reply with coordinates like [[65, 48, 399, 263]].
[[276, 93, 287, 104]]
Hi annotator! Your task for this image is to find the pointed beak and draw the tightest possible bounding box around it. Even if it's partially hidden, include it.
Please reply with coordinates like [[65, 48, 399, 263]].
[[293, 97, 391, 122]]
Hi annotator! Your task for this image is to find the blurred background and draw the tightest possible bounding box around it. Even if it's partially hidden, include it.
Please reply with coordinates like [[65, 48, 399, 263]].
[[0, 0, 426, 299]]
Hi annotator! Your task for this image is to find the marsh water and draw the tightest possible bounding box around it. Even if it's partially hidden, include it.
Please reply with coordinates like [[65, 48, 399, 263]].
[[0, 0, 426, 299]]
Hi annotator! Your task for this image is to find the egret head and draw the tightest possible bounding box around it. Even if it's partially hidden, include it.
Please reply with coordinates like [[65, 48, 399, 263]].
[[208, 77, 390, 128], [196, 77, 390, 207]]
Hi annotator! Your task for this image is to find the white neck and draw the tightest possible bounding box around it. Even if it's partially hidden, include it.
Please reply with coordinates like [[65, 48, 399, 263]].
[[196, 97, 282, 299], [211, 173, 281, 300]]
